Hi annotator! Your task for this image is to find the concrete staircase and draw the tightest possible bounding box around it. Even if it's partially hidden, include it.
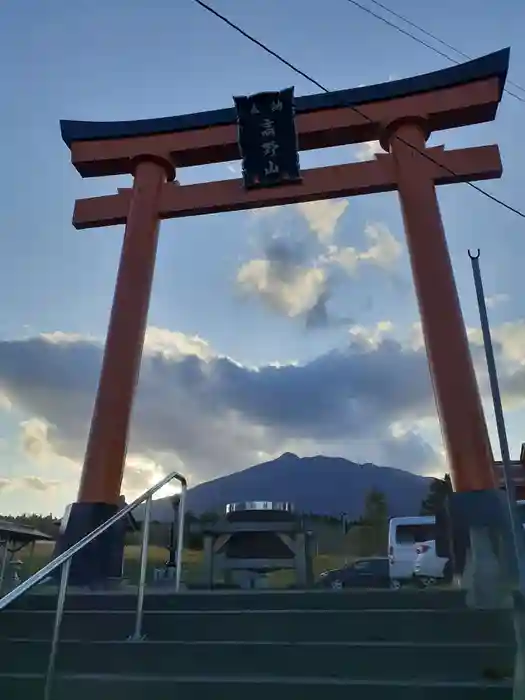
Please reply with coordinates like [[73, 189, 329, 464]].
[[0, 589, 515, 699]]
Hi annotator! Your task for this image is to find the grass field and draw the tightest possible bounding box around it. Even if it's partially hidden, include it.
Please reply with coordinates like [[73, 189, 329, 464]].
[[7, 541, 351, 589]]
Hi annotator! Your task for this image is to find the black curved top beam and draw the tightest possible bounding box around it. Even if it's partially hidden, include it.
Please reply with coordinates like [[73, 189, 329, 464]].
[[61, 48, 509, 148]]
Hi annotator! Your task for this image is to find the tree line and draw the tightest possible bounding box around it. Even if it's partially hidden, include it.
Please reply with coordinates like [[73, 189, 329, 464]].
[[0, 475, 453, 556]]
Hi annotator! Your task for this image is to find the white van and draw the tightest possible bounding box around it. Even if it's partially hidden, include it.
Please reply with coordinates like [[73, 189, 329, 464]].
[[388, 516, 436, 586]]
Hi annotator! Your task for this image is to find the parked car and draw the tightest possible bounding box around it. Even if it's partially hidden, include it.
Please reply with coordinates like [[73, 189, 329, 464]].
[[413, 540, 451, 587], [412, 499, 525, 587], [316, 557, 398, 590]]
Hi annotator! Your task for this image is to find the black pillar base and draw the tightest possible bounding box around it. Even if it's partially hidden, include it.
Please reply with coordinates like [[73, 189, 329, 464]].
[[436, 489, 513, 577], [52, 502, 127, 587]]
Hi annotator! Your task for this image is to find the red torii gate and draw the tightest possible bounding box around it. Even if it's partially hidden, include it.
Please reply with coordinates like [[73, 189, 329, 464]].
[[58, 49, 510, 584]]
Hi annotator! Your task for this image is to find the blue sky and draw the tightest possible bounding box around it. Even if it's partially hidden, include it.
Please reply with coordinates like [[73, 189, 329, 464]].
[[0, 0, 525, 517]]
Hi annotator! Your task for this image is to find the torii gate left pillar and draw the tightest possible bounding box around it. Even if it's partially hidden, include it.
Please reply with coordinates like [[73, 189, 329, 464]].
[[53, 156, 175, 584], [57, 49, 510, 586]]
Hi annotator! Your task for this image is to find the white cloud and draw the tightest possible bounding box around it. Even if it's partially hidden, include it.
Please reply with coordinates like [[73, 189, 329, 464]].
[[0, 475, 60, 493], [495, 322, 525, 366], [40, 331, 96, 345], [237, 258, 327, 318], [349, 321, 395, 348], [250, 206, 281, 219], [20, 476, 60, 491], [392, 319, 525, 413], [143, 327, 213, 362], [295, 200, 349, 243], [486, 293, 510, 309], [238, 219, 402, 326], [466, 321, 525, 370], [384, 421, 446, 477], [324, 222, 402, 273], [359, 223, 402, 268], [324, 245, 359, 274], [20, 418, 55, 460], [0, 327, 445, 496], [7, 316, 525, 501], [4, 320, 523, 504], [408, 322, 425, 351], [251, 199, 349, 244], [17, 416, 182, 499], [354, 140, 385, 162], [123, 454, 182, 501]]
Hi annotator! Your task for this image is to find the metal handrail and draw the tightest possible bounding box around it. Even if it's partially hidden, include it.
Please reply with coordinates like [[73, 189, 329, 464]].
[[0, 469, 187, 700], [0, 469, 187, 609]]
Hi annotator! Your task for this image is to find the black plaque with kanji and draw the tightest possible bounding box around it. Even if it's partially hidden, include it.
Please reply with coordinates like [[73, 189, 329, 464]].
[[234, 87, 301, 190]]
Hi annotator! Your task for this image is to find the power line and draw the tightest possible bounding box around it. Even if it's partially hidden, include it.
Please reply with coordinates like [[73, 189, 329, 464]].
[[367, 0, 525, 90], [362, 0, 478, 61], [191, 0, 525, 220], [344, 0, 525, 103], [363, 0, 473, 59]]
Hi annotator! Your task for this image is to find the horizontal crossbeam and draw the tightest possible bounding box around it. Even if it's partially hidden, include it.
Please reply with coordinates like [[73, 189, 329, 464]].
[[72, 145, 502, 230]]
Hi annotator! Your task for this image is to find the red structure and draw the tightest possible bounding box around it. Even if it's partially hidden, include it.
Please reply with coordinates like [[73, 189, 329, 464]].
[[59, 49, 510, 583]]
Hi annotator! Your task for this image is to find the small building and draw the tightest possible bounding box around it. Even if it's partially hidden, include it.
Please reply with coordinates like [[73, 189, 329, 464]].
[[0, 520, 55, 592], [493, 443, 525, 499], [0, 519, 54, 548], [192, 501, 315, 589]]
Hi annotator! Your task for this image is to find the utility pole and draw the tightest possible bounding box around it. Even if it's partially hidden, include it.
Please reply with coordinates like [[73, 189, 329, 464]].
[[469, 248, 525, 591], [469, 249, 525, 700]]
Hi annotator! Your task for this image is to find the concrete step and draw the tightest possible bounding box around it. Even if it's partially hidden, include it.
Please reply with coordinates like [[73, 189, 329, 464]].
[[0, 639, 514, 682], [0, 607, 513, 643], [0, 673, 513, 699], [8, 589, 468, 612]]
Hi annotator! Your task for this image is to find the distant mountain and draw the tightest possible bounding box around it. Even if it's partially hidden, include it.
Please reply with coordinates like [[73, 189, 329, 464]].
[[148, 453, 432, 522]]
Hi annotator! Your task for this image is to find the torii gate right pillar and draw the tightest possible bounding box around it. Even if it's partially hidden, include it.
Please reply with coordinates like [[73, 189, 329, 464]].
[[385, 119, 507, 606], [385, 119, 496, 492]]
